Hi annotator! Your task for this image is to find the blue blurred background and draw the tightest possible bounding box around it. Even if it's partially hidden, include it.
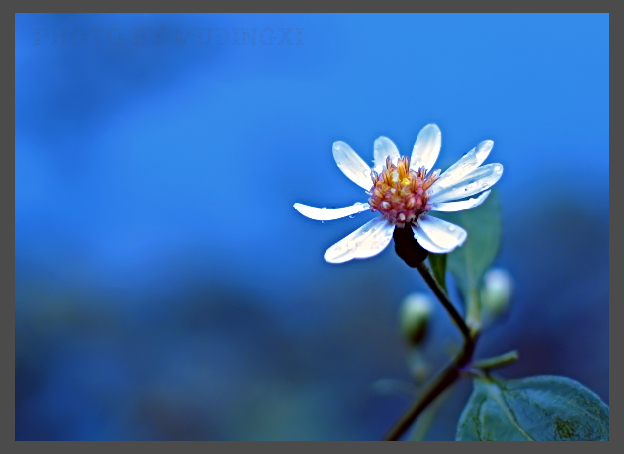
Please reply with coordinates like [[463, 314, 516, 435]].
[[15, 13, 609, 440]]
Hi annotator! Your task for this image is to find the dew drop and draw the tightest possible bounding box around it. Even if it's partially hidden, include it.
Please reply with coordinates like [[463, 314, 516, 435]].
[[448, 225, 456, 231]]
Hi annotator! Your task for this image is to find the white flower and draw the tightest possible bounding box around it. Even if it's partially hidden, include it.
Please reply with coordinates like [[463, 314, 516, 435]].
[[294, 124, 503, 264]]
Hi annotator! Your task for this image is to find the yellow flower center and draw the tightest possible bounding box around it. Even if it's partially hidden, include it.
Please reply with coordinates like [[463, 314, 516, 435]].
[[368, 156, 440, 227]]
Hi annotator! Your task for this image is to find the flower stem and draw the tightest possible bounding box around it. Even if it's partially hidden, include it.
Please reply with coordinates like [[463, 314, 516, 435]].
[[415, 262, 472, 346], [383, 262, 476, 441], [466, 288, 482, 335], [471, 350, 518, 371]]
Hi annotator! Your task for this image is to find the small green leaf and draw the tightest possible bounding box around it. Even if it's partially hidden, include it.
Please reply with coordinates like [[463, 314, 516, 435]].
[[436, 189, 502, 300], [408, 385, 455, 440], [371, 379, 417, 399], [456, 375, 609, 441], [428, 253, 447, 294]]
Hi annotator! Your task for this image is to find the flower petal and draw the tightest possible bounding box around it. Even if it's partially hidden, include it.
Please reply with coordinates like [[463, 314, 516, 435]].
[[429, 163, 503, 204], [332, 141, 373, 190], [415, 215, 467, 253], [352, 220, 395, 260], [410, 124, 441, 173], [293, 202, 370, 221], [414, 228, 454, 254], [429, 190, 490, 212], [429, 140, 494, 194], [324, 216, 394, 264], [373, 137, 400, 172]]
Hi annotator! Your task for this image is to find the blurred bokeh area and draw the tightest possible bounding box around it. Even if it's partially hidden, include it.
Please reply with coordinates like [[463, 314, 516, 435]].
[[15, 13, 609, 440]]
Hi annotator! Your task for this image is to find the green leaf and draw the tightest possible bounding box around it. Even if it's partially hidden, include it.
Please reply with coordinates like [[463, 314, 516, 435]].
[[371, 379, 417, 399], [436, 189, 502, 300], [408, 385, 455, 441], [456, 375, 609, 441], [428, 253, 447, 294]]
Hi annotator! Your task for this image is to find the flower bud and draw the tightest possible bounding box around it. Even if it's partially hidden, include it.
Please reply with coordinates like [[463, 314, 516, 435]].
[[399, 292, 433, 346], [407, 350, 430, 384], [481, 268, 512, 324]]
